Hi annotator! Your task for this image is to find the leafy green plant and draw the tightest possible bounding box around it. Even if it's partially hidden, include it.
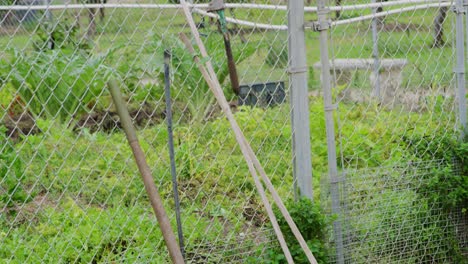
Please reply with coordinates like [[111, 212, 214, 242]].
[[382, 132, 468, 262], [33, 20, 91, 52], [3, 49, 112, 122], [366, 189, 465, 263], [263, 198, 330, 264]]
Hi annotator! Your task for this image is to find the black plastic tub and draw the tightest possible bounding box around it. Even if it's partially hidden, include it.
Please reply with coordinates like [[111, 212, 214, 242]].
[[238, 81, 286, 107]]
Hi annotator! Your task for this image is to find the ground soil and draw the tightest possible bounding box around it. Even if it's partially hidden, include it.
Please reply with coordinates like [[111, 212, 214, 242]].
[[3, 112, 41, 141], [2, 102, 166, 139], [74, 102, 166, 133]]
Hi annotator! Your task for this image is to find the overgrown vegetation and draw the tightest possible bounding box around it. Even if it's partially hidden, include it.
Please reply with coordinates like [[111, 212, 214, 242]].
[[33, 20, 91, 52], [1, 50, 112, 122], [1, 97, 464, 262], [407, 133, 468, 212]]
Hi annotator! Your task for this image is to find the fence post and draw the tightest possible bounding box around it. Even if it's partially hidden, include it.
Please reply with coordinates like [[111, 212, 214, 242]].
[[287, 0, 313, 199], [315, 0, 345, 263], [164, 50, 185, 259], [455, 0, 467, 138], [371, 0, 381, 99]]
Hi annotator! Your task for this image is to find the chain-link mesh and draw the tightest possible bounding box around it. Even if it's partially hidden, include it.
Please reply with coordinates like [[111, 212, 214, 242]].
[[0, 1, 293, 262], [1, 0, 467, 263]]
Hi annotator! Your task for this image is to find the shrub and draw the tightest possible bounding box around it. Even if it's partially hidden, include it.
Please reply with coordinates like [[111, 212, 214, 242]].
[[3, 49, 112, 123], [264, 198, 330, 264], [404, 133, 468, 211]]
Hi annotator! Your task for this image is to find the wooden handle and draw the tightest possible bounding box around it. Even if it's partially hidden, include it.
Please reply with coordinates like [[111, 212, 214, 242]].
[[108, 80, 185, 264]]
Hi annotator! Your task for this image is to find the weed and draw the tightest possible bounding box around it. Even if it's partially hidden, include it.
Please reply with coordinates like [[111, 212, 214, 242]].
[[262, 198, 330, 264], [0, 126, 29, 207]]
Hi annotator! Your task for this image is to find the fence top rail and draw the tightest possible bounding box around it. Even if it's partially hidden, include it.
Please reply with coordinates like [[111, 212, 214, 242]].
[[0, 1, 455, 31], [331, 2, 452, 26], [0, 0, 453, 12]]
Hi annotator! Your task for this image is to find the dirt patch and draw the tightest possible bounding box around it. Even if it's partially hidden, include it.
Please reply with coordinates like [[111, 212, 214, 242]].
[[2, 102, 166, 139], [2, 112, 41, 140], [1, 193, 55, 226], [242, 197, 268, 228], [74, 102, 165, 133]]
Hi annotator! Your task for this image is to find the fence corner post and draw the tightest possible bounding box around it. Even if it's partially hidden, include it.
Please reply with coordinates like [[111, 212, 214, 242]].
[[315, 0, 345, 263], [287, 0, 314, 200], [455, 0, 467, 138]]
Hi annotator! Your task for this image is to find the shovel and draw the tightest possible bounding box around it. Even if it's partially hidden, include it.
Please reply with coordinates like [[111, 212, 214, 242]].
[[207, 0, 240, 96]]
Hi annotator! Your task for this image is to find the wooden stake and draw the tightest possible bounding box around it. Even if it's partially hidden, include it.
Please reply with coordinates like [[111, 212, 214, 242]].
[[108, 80, 185, 264]]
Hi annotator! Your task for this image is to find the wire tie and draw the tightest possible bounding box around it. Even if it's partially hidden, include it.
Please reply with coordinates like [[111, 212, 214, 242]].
[[288, 66, 308, 74], [453, 67, 465, 74], [324, 104, 338, 111]]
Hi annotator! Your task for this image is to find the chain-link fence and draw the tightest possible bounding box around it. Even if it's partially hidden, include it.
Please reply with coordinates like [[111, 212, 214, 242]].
[[0, 0, 467, 263]]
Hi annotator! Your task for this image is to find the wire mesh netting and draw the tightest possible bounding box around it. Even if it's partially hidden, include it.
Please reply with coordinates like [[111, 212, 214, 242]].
[[0, 0, 467, 263], [319, 0, 468, 263]]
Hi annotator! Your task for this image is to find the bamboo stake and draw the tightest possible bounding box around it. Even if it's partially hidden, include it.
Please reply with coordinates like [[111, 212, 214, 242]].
[[178, 2, 318, 262], [108, 80, 185, 264], [179, 33, 294, 264]]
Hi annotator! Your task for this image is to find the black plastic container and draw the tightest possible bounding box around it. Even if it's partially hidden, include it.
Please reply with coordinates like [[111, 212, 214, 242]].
[[238, 81, 286, 107]]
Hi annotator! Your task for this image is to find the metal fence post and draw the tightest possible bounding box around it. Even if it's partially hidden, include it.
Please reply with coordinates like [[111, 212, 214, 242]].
[[287, 0, 313, 199], [315, 0, 345, 263], [455, 0, 467, 138], [371, 0, 381, 99], [164, 50, 185, 259]]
